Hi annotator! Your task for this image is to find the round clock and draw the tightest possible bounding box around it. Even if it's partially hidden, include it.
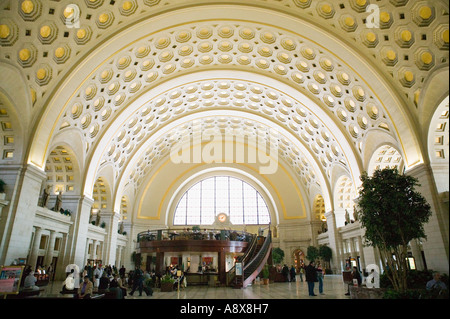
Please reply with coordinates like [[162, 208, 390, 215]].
[[218, 213, 227, 222]]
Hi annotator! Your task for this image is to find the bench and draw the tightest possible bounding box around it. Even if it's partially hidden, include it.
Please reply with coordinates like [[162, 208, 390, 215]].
[[6, 287, 44, 299]]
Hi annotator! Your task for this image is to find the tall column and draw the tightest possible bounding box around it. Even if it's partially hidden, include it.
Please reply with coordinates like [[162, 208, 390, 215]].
[[92, 240, 98, 262], [44, 230, 57, 269], [406, 164, 449, 273], [156, 251, 164, 275], [1, 164, 46, 266], [84, 239, 90, 264], [28, 227, 43, 271], [116, 246, 122, 268], [218, 250, 226, 285], [56, 233, 69, 280], [324, 211, 343, 273], [101, 210, 120, 266], [410, 239, 425, 270], [357, 236, 366, 271], [66, 196, 94, 269]]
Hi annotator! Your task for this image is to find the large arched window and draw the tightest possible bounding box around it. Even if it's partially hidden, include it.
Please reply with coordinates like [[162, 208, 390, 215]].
[[173, 176, 271, 225]]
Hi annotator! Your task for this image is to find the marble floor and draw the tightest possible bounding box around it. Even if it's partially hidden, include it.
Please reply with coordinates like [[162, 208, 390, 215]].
[[38, 274, 351, 299]]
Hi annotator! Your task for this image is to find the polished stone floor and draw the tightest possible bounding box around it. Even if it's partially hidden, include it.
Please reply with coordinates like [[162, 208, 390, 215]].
[[39, 274, 351, 299]]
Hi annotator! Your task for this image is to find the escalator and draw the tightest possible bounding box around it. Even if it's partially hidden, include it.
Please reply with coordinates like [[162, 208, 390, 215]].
[[230, 230, 272, 288], [226, 233, 258, 286]]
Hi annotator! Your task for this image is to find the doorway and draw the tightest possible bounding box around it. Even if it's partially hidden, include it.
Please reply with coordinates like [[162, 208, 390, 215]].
[[293, 249, 305, 271]]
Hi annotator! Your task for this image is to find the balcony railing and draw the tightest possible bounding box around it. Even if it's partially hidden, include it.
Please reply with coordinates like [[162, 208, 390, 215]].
[[136, 228, 254, 249]]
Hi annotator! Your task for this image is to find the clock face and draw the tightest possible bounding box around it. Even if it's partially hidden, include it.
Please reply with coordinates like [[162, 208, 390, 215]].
[[218, 213, 227, 222]]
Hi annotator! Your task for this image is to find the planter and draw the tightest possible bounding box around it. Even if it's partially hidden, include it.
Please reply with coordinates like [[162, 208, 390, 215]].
[[160, 281, 174, 292], [349, 285, 386, 299], [263, 278, 269, 285]]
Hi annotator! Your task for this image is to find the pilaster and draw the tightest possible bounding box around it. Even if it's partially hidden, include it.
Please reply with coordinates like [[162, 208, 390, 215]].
[[66, 196, 94, 269], [101, 210, 120, 266], [1, 164, 46, 266], [406, 163, 449, 273], [324, 210, 343, 273]]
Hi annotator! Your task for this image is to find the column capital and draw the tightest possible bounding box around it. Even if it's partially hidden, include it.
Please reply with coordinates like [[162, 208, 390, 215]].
[[404, 162, 432, 177], [80, 195, 95, 206], [23, 163, 47, 183], [324, 211, 335, 219]]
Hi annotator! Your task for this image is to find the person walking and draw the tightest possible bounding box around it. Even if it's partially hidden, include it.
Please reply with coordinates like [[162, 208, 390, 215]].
[[316, 262, 325, 295], [130, 266, 144, 296], [305, 261, 317, 296], [290, 265, 297, 282]]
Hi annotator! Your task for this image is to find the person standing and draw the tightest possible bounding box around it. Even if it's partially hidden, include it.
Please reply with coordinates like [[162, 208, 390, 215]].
[[305, 261, 317, 296], [316, 262, 324, 295], [282, 264, 289, 282], [299, 263, 305, 282], [119, 265, 126, 279], [345, 266, 362, 295]]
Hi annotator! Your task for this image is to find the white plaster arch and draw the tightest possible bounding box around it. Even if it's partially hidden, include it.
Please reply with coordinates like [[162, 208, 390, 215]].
[[49, 127, 86, 174], [361, 129, 404, 174], [85, 70, 361, 206], [333, 174, 358, 227], [26, 4, 423, 181], [111, 108, 334, 215]]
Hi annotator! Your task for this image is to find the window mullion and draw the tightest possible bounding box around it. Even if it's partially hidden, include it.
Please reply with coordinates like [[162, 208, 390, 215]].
[[199, 181, 203, 225], [227, 176, 230, 217], [185, 191, 189, 226], [241, 180, 245, 224], [256, 190, 259, 225]]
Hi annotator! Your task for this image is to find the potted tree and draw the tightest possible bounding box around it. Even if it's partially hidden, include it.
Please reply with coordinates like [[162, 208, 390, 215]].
[[306, 245, 319, 263], [272, 247, 284, 265], [160, 274, 175, 292], [262, 264, 270, 285], [318, 245, 333, 274], [356, 167, 432, 297]]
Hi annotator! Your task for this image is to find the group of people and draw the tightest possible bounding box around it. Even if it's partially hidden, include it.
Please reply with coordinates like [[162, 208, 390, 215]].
[[280, 264, 298, 282], [304, 261, 325, 296], [62, 264, 137, 299], [276, 261, 326, 296], [21, 264, 54, 291]]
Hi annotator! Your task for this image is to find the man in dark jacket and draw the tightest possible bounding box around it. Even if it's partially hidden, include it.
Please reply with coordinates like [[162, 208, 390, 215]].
[[130, 266, 144, 296], [282, 264, 289, 282], [305, 261, 317, 296]]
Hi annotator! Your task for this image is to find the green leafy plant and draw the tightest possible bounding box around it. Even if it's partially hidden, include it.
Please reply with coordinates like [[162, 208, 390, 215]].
[[356, 167, 432, 292], [100, 221, 106, 228], [318, 245, 332, 272], [0, 179, 5, 193], [262, 264, 270, 279], [144, 277, 153, 287], [306, 246, 319, 262], [161, 274, 175, 283], [272, 247, 285, 265]]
